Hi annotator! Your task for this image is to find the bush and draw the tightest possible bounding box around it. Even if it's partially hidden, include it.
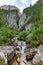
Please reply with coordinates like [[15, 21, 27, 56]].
[[18, 31, 29, 40], [27, 20, 43, 47], [0, 27, 13, 42]]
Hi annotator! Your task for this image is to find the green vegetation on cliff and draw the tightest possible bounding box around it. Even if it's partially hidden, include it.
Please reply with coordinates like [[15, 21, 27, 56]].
[[0, 0, 43, 47], [22, 0, 43, 47], [20, 0, 41, 31], [0, 8, 18, 45]]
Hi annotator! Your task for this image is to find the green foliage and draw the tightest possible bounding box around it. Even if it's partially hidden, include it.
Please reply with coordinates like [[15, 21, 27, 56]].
[[0, 18, 6, 28], [23, 1, 40, 16], [0, 9, 18, 44], [0, 0, 43, 47], [27, 19, 43, 47], [0, 9, 17, 14], [13, 31, 18, 37], [21, 0, 41, 30], [18, 31, 29, 40], [0, 27, 13, 42], [20, 0, 43, 47], [40, 5, 43, 19]]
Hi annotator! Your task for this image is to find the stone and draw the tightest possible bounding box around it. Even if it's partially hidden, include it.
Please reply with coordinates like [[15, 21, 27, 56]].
[[25, 23, 32, 31], [0, 46, 15, 62], [19, 13, 26, 30], [20, 61, 26, 65], [0, 5, 21, 29], [26, 52, 35, 61], [0, 52, 7, 65], [32, 54, 40, 64], [25, 48, 36, 61], [32, 53, 43, 64], [32, 45, 43, 64], [38, 45, 43, 53], [17, 57, 21, 63], [12, 61, 18, 65], [16, 46, 20, 51]]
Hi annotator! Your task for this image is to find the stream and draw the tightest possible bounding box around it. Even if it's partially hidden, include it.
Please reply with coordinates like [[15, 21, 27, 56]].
[[18, 41, 30, 65]]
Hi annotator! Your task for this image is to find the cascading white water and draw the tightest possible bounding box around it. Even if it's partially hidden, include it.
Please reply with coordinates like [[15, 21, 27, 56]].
[[21, 41, 26, 53], [18, 41, 26, 53], [18, 41, 30, 65]]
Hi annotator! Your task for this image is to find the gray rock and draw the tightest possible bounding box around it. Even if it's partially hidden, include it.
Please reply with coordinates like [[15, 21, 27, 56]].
[[25, 23, 32, 31], [0, 5, 21, 29], [26, 48, 36, 61], [19, 13, 26, 29], [0, 52, 7, 64], [32, 45, 43, 64], [38, 45, 43, 53], [32, 53, 43, 64]]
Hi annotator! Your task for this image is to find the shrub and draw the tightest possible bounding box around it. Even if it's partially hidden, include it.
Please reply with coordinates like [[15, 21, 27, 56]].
[[0, 27, 13, 42], [18, 31, 29, 40]]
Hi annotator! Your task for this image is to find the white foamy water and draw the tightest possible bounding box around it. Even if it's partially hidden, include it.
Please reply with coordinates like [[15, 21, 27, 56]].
[[18, 41, 30, 65]]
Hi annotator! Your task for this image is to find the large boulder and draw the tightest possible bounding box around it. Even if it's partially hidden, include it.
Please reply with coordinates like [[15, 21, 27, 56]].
[[32, 53, 43, 64], [32, 45, 43, 64]]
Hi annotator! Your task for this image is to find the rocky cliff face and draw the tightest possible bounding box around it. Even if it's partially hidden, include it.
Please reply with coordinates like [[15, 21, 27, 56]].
[[0, 5, 33, 31], [39, 0, 43, 4], [19, 13, 32, 31], [0, 5, 21, 29], [19, 13, 26, 29]]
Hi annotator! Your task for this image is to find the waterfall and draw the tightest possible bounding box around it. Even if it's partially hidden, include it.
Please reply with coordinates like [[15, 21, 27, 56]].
[[21, 41, 26, 53], [18, 41, 26, 53], [17, 41, 30, 65]]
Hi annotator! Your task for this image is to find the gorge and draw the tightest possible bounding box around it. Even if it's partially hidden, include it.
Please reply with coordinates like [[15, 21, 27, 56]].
[[0, 0, 43, 65]]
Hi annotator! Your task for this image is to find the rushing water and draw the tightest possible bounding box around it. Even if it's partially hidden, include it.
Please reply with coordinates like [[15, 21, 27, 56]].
[[18, 41, 26, 53], [18, 41, 30, 65], [21, 41, 26, 53]]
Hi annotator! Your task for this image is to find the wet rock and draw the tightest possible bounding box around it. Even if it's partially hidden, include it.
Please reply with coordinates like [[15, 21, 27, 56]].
[[9, 37, 18, 46], [16, 46, 20, 51], [12, 61, 18, 65], [20, 61, 26, 65], [17, 57, 21, 63], [25, 48, 36, 53], [26, 48, 36, 61], [26, 45, 34, 49], [26, 52, 35, 61]]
